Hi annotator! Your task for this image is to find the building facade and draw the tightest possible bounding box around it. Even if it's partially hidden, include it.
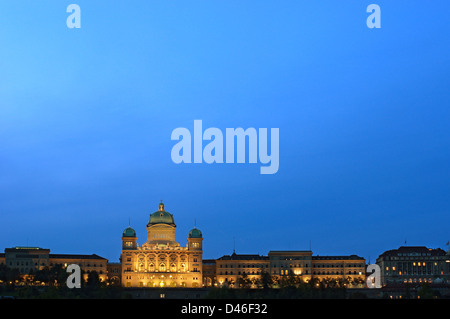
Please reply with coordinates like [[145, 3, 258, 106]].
[[2, 247, 50, 274], [269, 250, 313, 280], [0, 247, 108, 282], [49, 254, 108, 282], [120, 202, 203, 288], [376, 246, 450, 286], [212, 251, 366, 288], [311, 255, 366, 286], [202, 259, 216, 287], [215, 253, 270, 287], [270, 251, 365, 287], [107, 262, 122, 285]]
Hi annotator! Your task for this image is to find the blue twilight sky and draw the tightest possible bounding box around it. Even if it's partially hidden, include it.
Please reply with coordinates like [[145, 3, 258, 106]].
[[0, 1, 449, 263]]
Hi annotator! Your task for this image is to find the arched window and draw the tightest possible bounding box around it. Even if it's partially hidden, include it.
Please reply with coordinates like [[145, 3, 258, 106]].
[[160, 263, 166, 272]]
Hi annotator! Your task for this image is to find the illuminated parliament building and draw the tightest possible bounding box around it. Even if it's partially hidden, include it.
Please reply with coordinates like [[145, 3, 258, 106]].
[[120, 201, 203, 288], [1, 201, 448, 295]]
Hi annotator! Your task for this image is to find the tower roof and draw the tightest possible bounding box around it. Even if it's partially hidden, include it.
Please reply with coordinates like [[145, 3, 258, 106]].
[[188, 227, 202, 238], [122, 226, 136, 237]]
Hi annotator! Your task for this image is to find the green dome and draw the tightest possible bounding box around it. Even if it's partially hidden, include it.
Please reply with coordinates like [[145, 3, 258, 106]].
[[148, 202, 175, 226], [123, 226, 136, 237], [189, 227, 202, 238]]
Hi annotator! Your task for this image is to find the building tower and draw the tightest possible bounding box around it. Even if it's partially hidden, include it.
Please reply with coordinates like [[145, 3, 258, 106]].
[[122, 226, 137, 250], [188, 226, 203, 275], [188, 227, 203, 251]]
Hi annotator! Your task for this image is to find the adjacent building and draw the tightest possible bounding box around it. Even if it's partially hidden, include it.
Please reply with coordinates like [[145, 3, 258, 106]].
[[107, 262, 122, 285], [1, 247, 50, 274], [0, 246, 108, 282], [269, 250, 312, 280], [213, 250, 366, 288], [311, 255, 366, 285], [376, 246, 450, 286], [202, 259, 216, 287], [215, 253, 270, 287]]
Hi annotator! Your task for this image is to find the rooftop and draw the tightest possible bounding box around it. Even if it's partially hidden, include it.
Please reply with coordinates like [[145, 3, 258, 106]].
[[49, 254, 107, 260], [5, 247, 50, 252], [312, 255, 365, 261], [217, 253, 269, 261], [379, 246, 446, 257]]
